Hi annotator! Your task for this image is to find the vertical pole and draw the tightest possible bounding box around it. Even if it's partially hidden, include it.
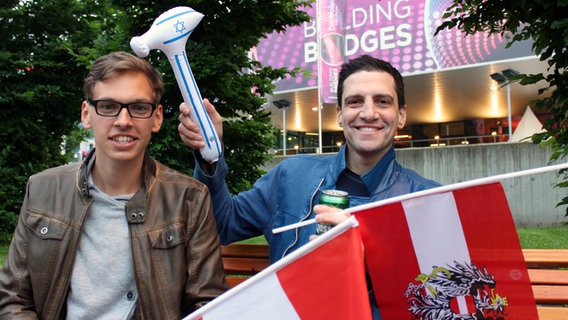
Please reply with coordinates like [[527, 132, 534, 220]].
[[283, 108, 287, 155], [316, 0, 323, 154], [317, 103, 322, 153], [506, 84, 512, 141]]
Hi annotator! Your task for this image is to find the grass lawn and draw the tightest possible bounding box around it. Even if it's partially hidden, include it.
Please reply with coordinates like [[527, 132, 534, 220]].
[[516, 226, 568, 249], [0, 226, 566, 266], [0, 244, 8, 266]]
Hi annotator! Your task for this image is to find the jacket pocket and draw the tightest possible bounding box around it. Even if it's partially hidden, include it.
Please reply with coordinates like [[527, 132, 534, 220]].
[[25, 211, 69, 240], [148, 223, 187, 249], [22, 211, 70, 305]]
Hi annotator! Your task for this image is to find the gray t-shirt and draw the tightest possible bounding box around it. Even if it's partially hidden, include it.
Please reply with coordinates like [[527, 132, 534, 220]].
[[66, 174, 138, 320]]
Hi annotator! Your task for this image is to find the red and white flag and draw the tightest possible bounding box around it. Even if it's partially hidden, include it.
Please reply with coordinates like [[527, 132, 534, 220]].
[[353, 182, 538, 319], [184, 217, 372, 320]]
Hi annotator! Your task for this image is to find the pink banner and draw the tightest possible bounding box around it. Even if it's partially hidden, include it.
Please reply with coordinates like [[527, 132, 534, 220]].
[[255, 0, 534, 94], [318, 0, 347, 103]]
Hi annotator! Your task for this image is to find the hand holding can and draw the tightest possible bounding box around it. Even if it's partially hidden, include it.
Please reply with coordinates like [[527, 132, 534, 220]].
[[315, 190, 349, 235]]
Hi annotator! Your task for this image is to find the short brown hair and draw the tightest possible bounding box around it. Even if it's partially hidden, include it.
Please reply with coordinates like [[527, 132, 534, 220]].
[[83, 51, 164, 103], [337, 55, 405, 109]]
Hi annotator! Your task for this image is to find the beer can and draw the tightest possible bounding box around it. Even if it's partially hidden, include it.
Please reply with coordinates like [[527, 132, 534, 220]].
[[316, 190, 349, 235]]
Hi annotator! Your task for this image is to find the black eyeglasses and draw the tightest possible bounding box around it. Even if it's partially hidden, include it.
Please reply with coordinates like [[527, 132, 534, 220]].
[[88, 99, 157, 119]]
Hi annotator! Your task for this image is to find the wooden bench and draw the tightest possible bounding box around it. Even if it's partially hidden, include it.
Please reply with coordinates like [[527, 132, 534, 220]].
[[222, 244, 568, 319], [522, 249, 568, 319], [221, 244, 271, 288]]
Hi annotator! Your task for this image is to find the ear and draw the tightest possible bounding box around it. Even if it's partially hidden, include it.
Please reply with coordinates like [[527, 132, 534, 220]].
[[81, 101, 92, 129], [336, 104, 343, 127], [152, 104, 164, 133], [397, 105, 407, 129]]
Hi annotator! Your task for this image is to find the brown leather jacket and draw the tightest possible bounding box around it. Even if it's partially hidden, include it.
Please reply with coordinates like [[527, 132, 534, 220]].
[[0, 151, 228, 319]]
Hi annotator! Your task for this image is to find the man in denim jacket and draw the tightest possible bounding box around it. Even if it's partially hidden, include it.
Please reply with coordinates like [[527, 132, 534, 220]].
[[179, 55, 440, 319]]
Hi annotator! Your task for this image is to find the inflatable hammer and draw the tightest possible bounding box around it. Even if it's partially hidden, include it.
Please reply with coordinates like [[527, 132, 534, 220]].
[[130, 7, 221, 162]]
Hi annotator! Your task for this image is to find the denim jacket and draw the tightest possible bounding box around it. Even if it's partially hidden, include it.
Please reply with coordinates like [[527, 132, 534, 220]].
[[195, 144, 440, 263]]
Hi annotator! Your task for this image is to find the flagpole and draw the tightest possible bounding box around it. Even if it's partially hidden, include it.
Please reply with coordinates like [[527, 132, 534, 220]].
[[316, 0, 323, 154], [272, 162, 568, 234], [273, 219, 320, 234]]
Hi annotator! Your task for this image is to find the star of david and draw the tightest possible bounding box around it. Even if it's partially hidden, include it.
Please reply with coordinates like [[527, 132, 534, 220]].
[[173, 20, 186, 34]]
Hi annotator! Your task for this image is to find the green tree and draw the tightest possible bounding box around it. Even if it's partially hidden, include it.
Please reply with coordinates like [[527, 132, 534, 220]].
[[0, 0, 111, 241], [0, 0, 313, 241], [435, 0, 568, 213], [110, 0, 313, 194]]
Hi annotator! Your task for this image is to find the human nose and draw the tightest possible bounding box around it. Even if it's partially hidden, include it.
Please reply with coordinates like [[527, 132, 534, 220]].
[[359, 99, 378, 120], [114, 107, 133, 126]]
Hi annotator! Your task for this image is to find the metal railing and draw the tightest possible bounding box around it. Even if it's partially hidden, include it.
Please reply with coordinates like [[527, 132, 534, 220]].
[[269, 134, 511, 156]]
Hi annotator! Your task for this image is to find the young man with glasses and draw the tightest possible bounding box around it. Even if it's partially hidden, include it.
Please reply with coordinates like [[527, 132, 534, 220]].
[[0, 51, 227, 319]]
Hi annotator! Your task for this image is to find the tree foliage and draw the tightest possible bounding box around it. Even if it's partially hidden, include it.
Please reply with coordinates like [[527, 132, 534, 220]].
[[0, 0, 313, 240], [0, 0, 106, 241], [435, 0, 568, 213]]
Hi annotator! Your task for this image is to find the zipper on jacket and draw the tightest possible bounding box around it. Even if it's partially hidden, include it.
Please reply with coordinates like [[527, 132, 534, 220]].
[[281, 177, 325, 259]]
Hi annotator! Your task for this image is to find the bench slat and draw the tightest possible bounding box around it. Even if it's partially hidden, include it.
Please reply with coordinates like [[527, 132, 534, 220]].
[[523, 249, 568, 268], [222, 257, 269, 275], [532, 285, 568, 304], [537, 306, 568, 320], [222, 244, 269, 259], [225, 277, 248, 288], [222, 247, 568, 265], [528, 269, 568, 285]]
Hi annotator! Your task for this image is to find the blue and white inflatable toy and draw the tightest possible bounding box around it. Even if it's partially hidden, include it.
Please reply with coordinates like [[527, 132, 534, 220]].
[[131, 7, 221, 162]]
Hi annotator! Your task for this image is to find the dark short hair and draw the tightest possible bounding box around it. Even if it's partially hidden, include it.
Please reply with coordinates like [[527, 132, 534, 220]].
[[83, 51, 164, 103], [336, 55, 405, 109]]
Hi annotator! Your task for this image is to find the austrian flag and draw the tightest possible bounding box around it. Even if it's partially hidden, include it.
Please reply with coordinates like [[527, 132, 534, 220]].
[[184, 217, 371, 320], [353, 182, 538, 319]]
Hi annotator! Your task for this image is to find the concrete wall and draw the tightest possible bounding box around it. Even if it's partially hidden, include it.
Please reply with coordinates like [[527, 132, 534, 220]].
[[262, 143, 567, 226]]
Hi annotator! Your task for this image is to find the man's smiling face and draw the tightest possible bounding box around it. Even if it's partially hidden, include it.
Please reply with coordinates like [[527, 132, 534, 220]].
[[337, 70, 407, 165], [81, 71, 163, 166]]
